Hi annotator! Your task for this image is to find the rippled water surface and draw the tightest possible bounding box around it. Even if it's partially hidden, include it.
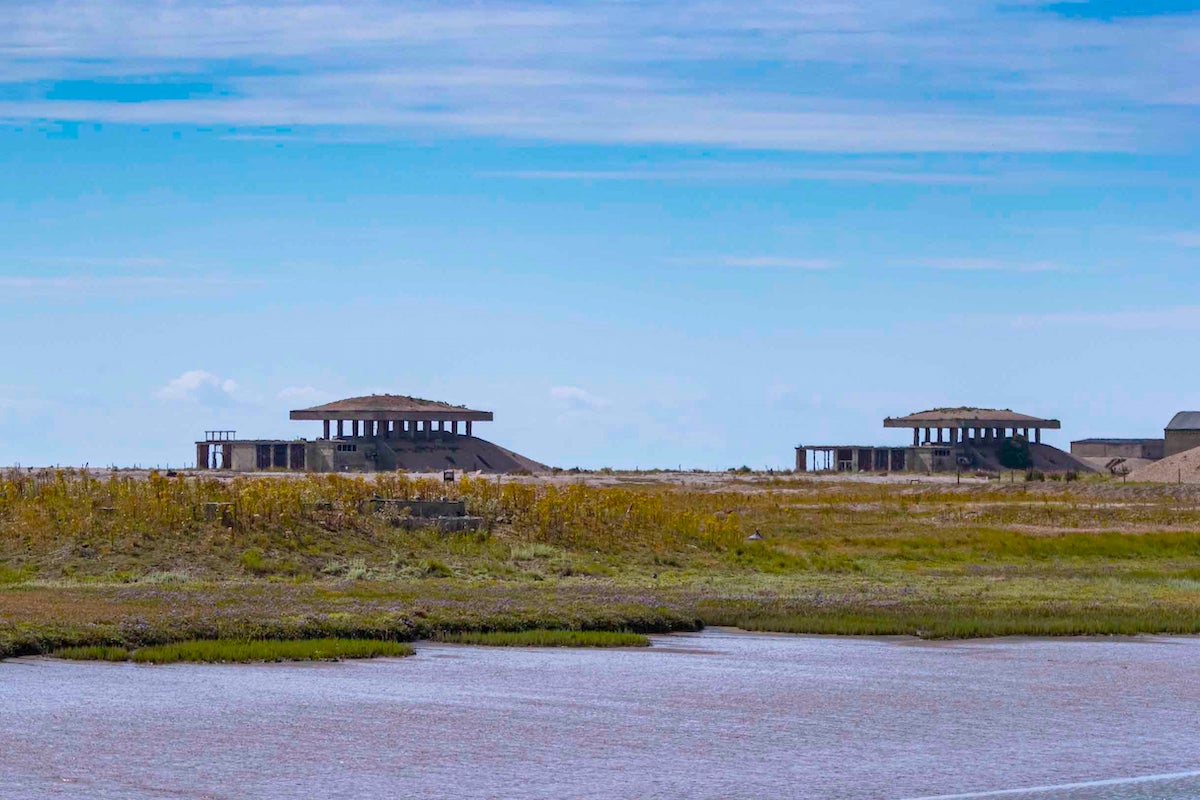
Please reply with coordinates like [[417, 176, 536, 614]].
[[3, 630, 1199, 799]]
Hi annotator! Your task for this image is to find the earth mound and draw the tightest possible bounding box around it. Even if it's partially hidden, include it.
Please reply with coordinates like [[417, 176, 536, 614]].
[[1127, 447, 1200, 484], [379, 436, 548, 474], [963, 442, 1096, 473]]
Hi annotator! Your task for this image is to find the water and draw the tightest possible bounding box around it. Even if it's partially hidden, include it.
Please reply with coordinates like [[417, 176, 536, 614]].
[[2, 630, 1199, 799]]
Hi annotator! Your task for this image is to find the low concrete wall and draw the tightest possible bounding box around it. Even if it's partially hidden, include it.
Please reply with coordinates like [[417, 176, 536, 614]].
[[1071, 440, 1164, 459]]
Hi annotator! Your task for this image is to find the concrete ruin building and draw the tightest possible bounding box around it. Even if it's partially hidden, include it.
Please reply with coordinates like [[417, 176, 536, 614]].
[[1069, 438, 1165, 474], [195, 394, 546, 474], [796, 407, 1089, 474], [1068, 411, 1200, 473]]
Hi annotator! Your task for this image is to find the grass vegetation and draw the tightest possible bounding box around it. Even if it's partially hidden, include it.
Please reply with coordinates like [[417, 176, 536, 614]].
[[53, 645, 131, 661], [130, 638, 412, 664], [4, 468, 1200, 656], [437, 629, 650, 647], [52, 639, 411, 663]]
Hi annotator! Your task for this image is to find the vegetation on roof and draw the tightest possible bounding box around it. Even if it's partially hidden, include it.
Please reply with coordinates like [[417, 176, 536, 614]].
[[301, 394, 472, 411]]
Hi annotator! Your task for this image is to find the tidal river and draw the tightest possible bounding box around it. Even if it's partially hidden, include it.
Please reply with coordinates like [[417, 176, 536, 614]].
[[2, 630, 1199, 799]]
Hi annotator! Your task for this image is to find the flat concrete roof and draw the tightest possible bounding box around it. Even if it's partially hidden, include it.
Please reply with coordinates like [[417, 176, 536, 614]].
[[798, 444, 915, 450], [884, 407, 1060, 429], [290, 394, 493, 423]]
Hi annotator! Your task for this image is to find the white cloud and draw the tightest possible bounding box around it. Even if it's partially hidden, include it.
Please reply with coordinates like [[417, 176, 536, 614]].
[[550, 385, 610, 412], [920, 258, 1064, 272], [156, 371, 239, 404]]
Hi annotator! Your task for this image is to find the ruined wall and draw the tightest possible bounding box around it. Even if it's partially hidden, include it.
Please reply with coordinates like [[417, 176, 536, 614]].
[[1071, 440, 1164, 459], [1166, 430, 1200, 458]]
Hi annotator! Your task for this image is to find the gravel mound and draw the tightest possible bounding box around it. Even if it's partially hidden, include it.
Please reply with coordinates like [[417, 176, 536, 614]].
[[1127, 446, 1200, 484]]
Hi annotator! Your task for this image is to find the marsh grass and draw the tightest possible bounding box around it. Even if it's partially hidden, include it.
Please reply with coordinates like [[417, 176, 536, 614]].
[[129, 638, 413, 664], [5, 470, 1200, 646], [53, 645, 131, 661], [702, 606, 1200, 639], [437, 629, 650, 647]]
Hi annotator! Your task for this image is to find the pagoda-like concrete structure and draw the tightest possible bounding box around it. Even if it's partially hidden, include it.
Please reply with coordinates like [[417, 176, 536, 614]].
[[796, 406, 1084, 474], [290, 395, 493, 442], [195, 394, 544, 474]]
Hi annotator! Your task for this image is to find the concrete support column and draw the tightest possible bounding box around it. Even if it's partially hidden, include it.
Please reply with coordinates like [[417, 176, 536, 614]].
[[323, 420, 331, 439], [1035, 428, 1042, 444], [466, 421, 473, 438], [912, 429, 919, 446], [336, 420, 343, 438], [196, 443, 210, 470]]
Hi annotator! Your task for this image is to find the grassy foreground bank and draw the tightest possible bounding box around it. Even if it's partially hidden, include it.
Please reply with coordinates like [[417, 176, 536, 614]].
[[3, 469, 1200, 657]]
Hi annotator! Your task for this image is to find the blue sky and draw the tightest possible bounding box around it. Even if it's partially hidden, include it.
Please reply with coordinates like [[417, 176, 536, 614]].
[[1, 0, 1198, 469]]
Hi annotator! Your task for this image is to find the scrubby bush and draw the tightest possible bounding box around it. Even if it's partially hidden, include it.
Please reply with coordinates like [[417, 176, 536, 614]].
[[1000, 436, 1031, 470]]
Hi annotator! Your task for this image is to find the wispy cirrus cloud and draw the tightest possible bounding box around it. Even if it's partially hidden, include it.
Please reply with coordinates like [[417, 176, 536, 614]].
[[481, 164, 995, 185], [278, 386, 325, 403], [920, 258, 1064, 273], [1146, 231, 1200, 248], [719, 256, 835, 270], [0, 274, 256, 296], [0, 0, 1195, 152], [666, 255, 835, 270], [1010, 305, 1200, 331]]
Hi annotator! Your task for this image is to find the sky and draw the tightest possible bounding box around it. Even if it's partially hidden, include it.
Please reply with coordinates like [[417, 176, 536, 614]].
[[1, 0, 1198, 470]]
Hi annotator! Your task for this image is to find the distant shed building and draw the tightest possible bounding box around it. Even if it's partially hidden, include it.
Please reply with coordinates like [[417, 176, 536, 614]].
[[1165, 412, 1200, 457]]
